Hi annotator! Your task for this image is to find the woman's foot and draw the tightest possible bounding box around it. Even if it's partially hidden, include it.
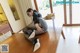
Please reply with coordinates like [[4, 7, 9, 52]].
[[33, 39, 40, 52]]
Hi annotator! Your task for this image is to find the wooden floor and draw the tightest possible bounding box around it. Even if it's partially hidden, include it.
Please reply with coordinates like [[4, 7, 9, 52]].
[[56, 26, 80, 53], [0, 20, 64, 53], [1, 20, 80, 53], [1, 26, 80, 53], [0, 23, 60, 53]]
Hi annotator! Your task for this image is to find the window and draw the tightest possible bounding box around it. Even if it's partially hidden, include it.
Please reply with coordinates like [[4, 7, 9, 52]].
[[52, 0, 64, 26], [36, 0, 51, 17]]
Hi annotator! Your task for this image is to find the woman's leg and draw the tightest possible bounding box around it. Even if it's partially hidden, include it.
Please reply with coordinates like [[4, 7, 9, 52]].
[[35, 19, 48, 35], [23, 27, 40, 52]]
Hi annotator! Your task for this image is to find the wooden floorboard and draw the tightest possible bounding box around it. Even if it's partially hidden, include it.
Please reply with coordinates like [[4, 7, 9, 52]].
[[0, 20, 62, 53], [0, 29, 59, 53]]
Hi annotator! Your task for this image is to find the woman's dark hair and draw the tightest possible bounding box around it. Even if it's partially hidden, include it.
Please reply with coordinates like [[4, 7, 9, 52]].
[[27, 8, 33, 12]]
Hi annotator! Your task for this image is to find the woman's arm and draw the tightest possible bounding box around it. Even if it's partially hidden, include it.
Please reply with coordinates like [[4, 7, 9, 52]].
[[35, 23, 43, 32]]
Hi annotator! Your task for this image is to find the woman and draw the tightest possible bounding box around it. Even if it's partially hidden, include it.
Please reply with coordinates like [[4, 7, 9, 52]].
[[23, 8, 47, 52]]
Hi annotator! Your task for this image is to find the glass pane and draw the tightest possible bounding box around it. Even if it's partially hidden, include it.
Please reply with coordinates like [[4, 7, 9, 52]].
[[72, 0, 80, 24], [52, 0, 64, 27], [36, 0, 50, 17], [66, 0, 70, 24]]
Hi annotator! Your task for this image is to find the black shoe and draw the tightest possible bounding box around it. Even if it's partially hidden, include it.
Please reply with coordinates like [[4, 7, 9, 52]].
[[30, 38, 37, 45]]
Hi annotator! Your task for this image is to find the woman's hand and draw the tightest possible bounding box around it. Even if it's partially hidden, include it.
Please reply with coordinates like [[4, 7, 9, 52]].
[[35, 23, 44, 32], [37, 27, 43, 32]]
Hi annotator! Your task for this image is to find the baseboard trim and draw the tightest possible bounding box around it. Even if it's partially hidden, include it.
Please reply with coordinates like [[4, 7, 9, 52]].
[[63, 24, 80, 26]]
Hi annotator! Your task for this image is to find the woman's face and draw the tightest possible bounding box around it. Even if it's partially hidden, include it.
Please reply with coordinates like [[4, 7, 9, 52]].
[[28, 10, 33, 17]]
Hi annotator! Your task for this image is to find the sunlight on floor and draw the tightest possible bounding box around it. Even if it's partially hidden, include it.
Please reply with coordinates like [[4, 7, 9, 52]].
[[56, 26, 80, 53]]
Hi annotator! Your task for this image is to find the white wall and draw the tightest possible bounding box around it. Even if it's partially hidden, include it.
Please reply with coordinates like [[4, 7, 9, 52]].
[[18, 0, 34, 26], [31, 0, 36, 9], [0, 0, 26, 33]]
